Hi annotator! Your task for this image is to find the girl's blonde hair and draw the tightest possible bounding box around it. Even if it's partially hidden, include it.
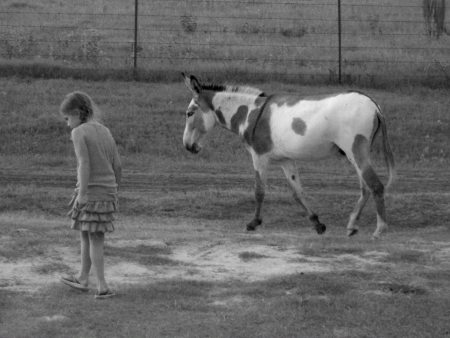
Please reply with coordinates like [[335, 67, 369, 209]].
[[60, 91, 100, 123]]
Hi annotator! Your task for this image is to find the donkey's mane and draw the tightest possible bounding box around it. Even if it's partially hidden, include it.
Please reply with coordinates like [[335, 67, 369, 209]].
[[200, 82, 266, 97]]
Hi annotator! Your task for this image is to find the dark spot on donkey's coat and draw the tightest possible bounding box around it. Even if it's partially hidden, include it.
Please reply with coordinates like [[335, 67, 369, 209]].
[[231, 105, 248, 133], [291, 117, 307, 135], [214, 109, 226, 125], [352, 134, 370, 169]]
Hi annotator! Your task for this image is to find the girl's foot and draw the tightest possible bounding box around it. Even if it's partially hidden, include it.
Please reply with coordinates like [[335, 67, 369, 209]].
[[60, 275, 89, 292], [94, 289, 116, 299]]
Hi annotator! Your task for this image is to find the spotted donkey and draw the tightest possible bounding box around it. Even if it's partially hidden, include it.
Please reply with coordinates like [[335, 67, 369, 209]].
[[182, 73, 395, 238]]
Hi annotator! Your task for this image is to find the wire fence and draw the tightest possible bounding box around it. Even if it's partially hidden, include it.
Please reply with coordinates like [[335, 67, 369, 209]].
[[0, 0, 449, 85]]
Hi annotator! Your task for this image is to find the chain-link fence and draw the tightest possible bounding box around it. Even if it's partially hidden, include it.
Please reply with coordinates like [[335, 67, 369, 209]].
[[1, 0, 449, 84]]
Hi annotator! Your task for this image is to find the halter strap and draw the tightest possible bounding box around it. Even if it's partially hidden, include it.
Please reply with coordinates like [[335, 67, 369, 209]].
[[251, 95, 273, 139]]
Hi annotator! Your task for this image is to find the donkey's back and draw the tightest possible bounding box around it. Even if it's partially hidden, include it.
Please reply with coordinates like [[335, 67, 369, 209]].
[[265, 91, 380, 161]]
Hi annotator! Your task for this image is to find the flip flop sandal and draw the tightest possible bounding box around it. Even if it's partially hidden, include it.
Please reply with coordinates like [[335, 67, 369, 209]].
[[94, 289, 116, 299], [60, 275, 89, 292]]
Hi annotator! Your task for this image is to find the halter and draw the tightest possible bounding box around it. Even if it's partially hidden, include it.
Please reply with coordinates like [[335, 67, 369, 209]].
[[251, 94, 272, 139]]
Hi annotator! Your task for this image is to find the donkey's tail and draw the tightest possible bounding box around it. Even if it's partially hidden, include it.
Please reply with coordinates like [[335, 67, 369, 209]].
[[375, 110, 396, 190]]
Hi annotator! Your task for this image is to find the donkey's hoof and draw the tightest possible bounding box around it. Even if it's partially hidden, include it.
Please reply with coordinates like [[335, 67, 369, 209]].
[[347, 229, 358, 237], [371, 233, 382, 240], [315, 223, 326, 235], [246, 219, 262, 231], [372, 224, 387, 240]]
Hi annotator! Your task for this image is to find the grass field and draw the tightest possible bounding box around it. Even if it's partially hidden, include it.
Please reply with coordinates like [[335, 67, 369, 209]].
[[0, 0, 449, 84], [0, 76, 450, 337]]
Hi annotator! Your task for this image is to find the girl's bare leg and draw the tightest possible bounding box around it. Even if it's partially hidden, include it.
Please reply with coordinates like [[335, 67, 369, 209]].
[[78, 231, 90, 286], [89, 232, 109, 293]]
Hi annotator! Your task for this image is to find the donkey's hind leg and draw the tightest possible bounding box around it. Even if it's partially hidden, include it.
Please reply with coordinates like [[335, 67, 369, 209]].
[[246, 156, 268, 231], [280, 161, 326, 234], [346, 178, 370, 236], [361, 166, 387, 238], [349, 135, 388, 238]]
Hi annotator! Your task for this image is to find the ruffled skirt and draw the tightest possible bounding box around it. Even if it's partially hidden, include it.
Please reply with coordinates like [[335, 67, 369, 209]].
[[68, 200, 117, 233]]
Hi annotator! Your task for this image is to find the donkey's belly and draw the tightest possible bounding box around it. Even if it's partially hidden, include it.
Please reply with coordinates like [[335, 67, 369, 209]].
[[272, 135, 335, 160]]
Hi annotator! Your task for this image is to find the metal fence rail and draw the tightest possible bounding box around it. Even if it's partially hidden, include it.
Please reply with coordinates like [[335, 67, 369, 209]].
[[0, 0, 449, 84]]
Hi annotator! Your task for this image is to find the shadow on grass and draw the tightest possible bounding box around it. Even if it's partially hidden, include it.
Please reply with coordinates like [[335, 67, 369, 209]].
[[105, 245, 181, 266], [377, 282, 428, 296], [238, 251, 270, 262], [381, 249, 429, 264], [32, 262, 72, 275]]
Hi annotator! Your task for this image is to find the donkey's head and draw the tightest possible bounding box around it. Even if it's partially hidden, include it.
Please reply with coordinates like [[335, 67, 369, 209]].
[[182, 73, 217, 154]]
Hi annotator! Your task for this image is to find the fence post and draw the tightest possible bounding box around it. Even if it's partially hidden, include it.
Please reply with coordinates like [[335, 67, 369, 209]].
[[133, 0, 139, 79], [337, 0, 342, 84]]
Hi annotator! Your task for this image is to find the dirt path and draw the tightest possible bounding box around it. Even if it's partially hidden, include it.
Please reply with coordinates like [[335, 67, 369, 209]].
[[2, 220, 450, 293]]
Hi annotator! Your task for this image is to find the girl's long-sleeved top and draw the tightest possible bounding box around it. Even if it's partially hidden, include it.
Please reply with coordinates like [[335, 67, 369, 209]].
[[71, 121, 122, 201]]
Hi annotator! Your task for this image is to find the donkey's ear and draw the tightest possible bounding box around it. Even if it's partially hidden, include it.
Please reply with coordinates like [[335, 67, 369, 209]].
[[183, 73, 202, 96]]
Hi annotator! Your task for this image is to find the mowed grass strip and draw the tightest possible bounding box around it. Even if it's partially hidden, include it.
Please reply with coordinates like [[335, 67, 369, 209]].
[[1, 183, 448, 234], [0, 185, 449, 256]]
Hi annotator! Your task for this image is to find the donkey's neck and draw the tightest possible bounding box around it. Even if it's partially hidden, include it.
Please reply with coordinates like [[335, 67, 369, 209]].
[[211, 92, 266, 135]]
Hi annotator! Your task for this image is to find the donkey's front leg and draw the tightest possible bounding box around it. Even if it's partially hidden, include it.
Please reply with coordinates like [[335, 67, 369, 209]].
[[246, 158, 268, 231], [280, 161, 326, 234]]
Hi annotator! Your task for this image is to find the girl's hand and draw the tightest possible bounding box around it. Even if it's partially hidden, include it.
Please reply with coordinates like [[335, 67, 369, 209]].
[[76, 194, 88, 207]]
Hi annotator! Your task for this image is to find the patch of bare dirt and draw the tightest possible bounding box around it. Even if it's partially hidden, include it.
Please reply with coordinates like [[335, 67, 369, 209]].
[[1, 232, 450, 293]]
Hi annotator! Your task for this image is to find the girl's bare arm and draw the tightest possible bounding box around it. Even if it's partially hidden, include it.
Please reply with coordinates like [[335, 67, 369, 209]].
[[113, 146, 122, 189], [72, 129, 90, 203]]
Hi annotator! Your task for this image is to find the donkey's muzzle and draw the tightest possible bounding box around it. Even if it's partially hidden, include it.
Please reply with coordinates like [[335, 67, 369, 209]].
[[185, 143, 201, 154]]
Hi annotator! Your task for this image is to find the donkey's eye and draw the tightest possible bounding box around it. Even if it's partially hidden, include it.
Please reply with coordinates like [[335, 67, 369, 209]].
[[186, 111, 195, 118]]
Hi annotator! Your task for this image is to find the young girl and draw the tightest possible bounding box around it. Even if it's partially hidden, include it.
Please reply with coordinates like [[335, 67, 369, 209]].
[[59, 91, 122, 299]]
